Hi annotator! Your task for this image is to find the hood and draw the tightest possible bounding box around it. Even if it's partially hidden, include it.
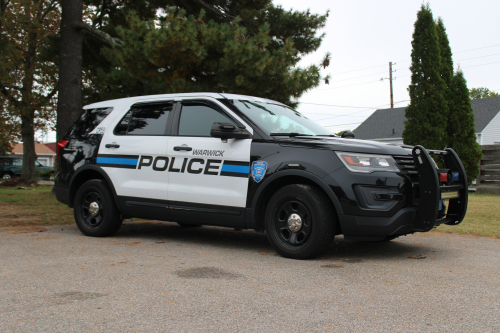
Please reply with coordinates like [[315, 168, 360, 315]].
[[276, 136, 412, 156]]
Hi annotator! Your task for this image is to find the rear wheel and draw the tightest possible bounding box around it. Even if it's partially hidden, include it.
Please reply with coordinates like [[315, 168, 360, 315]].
[[265, 184, 336, 259], [74, 179, 122, 237], [2, 172, 13, 180]]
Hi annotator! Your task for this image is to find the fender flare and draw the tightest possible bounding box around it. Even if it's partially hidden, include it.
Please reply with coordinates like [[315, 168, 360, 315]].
[[250, 169, 344, 215], [69, 165, 120, 208]]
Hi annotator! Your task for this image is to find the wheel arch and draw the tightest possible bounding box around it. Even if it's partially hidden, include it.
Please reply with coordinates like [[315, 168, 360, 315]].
[[250, 170, 343, 232], [68, 165, 119, 209]]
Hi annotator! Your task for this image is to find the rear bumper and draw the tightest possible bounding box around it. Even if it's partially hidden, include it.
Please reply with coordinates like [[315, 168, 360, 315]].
[[54, 186, 71, 207]]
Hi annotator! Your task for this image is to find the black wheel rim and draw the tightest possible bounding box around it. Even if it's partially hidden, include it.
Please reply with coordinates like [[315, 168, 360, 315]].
[[80, 191, 105, 228], [273, 199, 312, 248]]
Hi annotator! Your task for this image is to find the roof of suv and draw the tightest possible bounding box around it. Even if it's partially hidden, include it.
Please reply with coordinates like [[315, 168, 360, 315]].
[[84, 93, 284, 109]]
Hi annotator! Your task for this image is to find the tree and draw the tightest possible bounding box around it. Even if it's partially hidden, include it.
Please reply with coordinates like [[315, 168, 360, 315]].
[[56, 0, 82, 142], [54, 1, 330, 141], [436, 18, 453, 98], [100, 8, 328, 107], [447, 71, 482, 183], [0, 0, 60, 179], [403, 4, 448, 150], [469, 87, 500, 99]]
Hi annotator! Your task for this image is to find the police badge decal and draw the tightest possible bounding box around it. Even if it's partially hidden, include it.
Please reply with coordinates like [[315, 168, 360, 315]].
[[251, 161, 268, 183]]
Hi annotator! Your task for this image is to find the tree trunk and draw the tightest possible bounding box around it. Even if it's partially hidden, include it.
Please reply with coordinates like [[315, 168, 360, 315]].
[[57, 0, 83, 142], [20, 112, 37, 180]]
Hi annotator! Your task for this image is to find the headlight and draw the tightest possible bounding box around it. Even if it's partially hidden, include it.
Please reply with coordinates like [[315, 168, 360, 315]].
[[335, 152, 400, 173]]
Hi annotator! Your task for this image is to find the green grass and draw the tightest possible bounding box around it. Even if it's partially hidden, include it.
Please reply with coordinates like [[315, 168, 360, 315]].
[[0, 186, 499, 238], [0, 186, 74, 227], [432, 193, 500, 238]]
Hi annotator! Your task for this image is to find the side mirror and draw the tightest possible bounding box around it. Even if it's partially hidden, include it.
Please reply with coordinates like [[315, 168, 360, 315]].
[[210, 122, 252, 140], [341, 131, 355, 139]]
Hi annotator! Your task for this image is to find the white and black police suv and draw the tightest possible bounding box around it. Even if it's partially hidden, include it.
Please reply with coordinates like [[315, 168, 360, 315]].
[[54, 93, 468, 259]]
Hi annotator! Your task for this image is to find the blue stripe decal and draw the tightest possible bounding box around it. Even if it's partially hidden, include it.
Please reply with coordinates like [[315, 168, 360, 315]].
[[221, 164, 250, 174], [97, 157, 138, 166]]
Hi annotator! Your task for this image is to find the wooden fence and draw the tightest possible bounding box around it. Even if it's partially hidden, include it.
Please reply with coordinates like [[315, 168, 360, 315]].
[[478, 145, 500, 187]]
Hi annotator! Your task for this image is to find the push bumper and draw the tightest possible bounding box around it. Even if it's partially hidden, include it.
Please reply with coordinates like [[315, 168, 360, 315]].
[[340, 145, 468, 240]]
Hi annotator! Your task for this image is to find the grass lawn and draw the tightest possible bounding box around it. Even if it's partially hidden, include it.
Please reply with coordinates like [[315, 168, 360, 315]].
[[433, 193, 500, 238], [0, 186, 498, 238]]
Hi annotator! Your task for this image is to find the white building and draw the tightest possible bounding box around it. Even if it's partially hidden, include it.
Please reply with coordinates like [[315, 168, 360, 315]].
[[353, 96, 500, 145]]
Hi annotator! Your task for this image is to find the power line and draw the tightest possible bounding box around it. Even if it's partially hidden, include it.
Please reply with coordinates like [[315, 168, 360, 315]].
[[318, 79, 382, 91], [311, 100, 409, 121], [299, 102, 377, 108], [330, 64, 387, 76], [325, 122, 363, 127], [461, 61, 500, 69], [456, 52, 500, 62], [327, 70, 388, 84]]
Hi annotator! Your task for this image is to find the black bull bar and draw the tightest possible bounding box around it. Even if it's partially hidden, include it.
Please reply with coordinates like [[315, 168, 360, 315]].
[[412, 145, 468, 231]]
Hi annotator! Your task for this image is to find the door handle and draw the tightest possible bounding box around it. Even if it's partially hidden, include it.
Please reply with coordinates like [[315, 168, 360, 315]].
[[173, 146, 192, 151], [105, 144, 120, 148]]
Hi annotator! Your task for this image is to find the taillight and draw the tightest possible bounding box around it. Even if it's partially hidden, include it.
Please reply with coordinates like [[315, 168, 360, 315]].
[[57, 140, 69, 158]]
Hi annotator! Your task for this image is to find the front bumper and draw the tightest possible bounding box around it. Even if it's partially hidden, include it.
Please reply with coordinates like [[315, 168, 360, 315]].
[[338, 145, 468, 240]]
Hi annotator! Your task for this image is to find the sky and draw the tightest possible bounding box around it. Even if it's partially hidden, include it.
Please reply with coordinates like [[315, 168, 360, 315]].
[[275, 0, 500, 134], [38, 0, 500, 142]]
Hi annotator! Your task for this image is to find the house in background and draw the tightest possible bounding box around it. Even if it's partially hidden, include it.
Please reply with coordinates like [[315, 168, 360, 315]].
[[353, 96, 500, 145], [11, 143, 57, 166]]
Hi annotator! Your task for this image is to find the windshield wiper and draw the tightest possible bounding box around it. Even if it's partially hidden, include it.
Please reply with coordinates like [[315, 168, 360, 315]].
[[270, 133, 313, 137], [315, 134, 339, 137]]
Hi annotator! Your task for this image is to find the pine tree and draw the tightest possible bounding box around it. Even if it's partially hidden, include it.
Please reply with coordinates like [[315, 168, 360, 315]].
[[77, 1, 330, 107], [447, 71, 482, 184], [436, 18, 453, 94], [403, 4, 448, 150]]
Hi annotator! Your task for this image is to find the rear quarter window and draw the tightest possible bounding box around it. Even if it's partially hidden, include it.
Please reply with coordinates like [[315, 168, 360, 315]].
[[66, 107, 114, 138]]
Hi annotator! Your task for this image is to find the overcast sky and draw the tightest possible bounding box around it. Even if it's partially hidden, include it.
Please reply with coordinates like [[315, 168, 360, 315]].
[[276, 0, 500, 133], [40, 0, 499, 142]]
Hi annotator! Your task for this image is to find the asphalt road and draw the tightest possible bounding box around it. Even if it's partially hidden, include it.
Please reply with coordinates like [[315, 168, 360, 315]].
[[0, 222, 499, 332]]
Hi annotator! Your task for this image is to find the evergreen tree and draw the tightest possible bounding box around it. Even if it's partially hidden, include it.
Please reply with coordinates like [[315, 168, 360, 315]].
[[447, 71, 482, 184], [77, 1, 330, 107], [403, 4, 448, 150], [469, 87, 500, 99], [436, 18, 453, 94]]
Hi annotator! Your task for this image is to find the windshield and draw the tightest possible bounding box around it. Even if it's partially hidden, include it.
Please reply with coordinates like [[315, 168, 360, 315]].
[[231, 100, 332, 136]]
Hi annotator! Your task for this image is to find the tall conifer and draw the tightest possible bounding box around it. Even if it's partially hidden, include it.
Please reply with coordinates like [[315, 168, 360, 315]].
[[448, 71, 482, 183], [403, 5, 448, 149]]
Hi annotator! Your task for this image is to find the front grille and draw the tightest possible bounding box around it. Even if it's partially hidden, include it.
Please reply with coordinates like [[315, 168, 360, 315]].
[[393, 155, 419, 182]]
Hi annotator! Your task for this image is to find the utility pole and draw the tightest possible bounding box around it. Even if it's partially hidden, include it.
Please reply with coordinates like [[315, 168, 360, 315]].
[[389, 62, 394, 108]]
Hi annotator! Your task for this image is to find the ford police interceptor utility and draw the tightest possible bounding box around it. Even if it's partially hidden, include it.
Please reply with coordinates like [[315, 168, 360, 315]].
[[54, 93, 468, 259]]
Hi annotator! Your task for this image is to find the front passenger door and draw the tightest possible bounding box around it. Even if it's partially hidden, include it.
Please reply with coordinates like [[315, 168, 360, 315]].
[[167, 100, 252, 209]]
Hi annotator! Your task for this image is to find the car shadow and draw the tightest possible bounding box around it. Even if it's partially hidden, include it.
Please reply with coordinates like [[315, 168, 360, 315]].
[[114, 221, 443, 262]]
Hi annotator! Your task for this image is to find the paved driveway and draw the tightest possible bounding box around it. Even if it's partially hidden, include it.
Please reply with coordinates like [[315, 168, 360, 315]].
[[1, 222, 499, 332]]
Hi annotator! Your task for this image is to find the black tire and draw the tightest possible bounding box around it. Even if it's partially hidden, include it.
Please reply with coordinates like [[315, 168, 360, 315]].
[[177, 223, 202, 228], [74, 179, 122, 237], [2, 172, 13, 180], [265, 184, 336, 259]]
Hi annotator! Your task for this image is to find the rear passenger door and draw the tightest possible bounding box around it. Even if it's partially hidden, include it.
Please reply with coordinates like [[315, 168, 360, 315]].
[[99, 102, 174, 201], [167, 99, 252, 209]]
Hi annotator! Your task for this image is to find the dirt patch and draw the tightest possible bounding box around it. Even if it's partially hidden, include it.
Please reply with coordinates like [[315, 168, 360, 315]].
[[175, 267, 241, 279], [112, 241, 142, 246], [340, 258, 364, 263], [321, 264, 344, 268], [0, 226, 51, 234]]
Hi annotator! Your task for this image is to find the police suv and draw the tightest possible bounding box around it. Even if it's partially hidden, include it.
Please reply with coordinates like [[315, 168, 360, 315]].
[[54, 93, 468, 259]]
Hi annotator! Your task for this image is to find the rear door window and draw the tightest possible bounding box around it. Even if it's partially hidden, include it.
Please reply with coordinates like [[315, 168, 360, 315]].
[[114, 103, 173, 136], [67, 107, 114, 138]]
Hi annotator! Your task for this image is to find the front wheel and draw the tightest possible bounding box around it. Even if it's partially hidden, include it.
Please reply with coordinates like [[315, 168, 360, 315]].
[[74, 179, 122, 237], [265, 184, 336, 259]]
